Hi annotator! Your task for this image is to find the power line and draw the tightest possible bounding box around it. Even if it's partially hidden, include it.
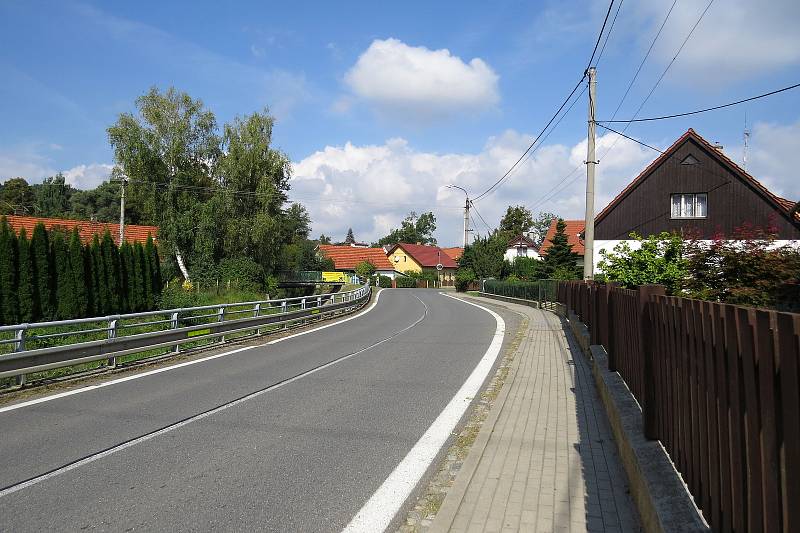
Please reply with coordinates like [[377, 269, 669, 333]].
[[470, 202, 494, 234], [594, 0, 624, 67], [599, 82, 800, 123], [586, 0, 617, 69], [596, 124, 664, 153]]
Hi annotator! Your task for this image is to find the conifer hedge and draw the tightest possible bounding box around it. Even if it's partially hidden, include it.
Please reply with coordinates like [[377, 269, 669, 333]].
[[0, 216, 162, 325]]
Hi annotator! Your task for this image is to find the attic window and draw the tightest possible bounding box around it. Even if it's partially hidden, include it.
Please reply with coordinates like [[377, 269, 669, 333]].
[[680, 154, 700, 165]]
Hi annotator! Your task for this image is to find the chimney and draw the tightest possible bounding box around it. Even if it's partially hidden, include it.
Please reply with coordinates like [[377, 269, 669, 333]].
[[712, 142, 724, 152]]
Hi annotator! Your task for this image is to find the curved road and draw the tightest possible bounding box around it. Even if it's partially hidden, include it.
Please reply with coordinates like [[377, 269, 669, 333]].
[[0, 289, 503, 532]]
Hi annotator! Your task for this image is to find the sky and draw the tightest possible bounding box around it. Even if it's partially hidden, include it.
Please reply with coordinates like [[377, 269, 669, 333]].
[[2, 0, 799, 246]]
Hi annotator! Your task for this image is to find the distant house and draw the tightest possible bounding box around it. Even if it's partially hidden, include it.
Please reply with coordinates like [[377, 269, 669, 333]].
[[441, 247, 463, 262], [3, 215, 158, 246], [503, 234, 540, 262], [554, 129, 800, 272], [386, 243, 458, 287], [539, 220, 585, 269], [317, 245, 401, 279]]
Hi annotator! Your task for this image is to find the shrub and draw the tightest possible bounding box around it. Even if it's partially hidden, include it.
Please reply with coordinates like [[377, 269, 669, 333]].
[[484, 279, 542, 300], [395, 276, 416, 288], [598, 232, 686, 295], [355, 260, 377, 280], [455, 268, 476, 292], [219, 256, 264, 292], [377, 275, 392, 288]]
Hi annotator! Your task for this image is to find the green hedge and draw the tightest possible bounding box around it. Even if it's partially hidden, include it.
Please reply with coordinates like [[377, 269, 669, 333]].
[[483, 279, 542, 301], [0, 216, 162, 325], [377, 275, 392, 288], [395, 277, 416, 288]]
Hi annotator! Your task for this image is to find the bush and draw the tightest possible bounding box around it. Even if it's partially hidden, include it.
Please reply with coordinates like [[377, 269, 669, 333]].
[[219, 256, 264, 292], [377, 275, 392, 288], [484, 279, 542, 300], [395, 276, 416, 288], [455, 268, 476, 292]]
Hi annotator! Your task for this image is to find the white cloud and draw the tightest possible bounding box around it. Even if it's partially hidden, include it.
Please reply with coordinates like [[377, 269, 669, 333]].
[[62, 163, 114, 189], [635, 0, 800, 83], [343, 38, 499, 119], [290, 130, 654, 246], [727, 119, 800, 199]]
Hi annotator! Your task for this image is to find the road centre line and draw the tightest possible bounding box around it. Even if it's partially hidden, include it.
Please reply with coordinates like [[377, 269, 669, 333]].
[[0, 293, 427, 498], [342, 293, 505, 533], [0, 289, 384, 414]]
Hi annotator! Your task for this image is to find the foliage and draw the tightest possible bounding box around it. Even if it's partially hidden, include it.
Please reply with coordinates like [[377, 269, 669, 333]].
[[218, 256, 264, 292], [345, 228, 355, 244], [377, 211, 437, 246], [484, 279, 543, 300], [377, 275, 393, 288], [0, 217, 19, 324], [684, 226, 800, 310], [0, 178, 36, 214], [498, 205, 533, 238], [68, 228, 89, 317], [402, 269, 437, 282], [458, 234, 509, 280], [317, 234, 332, 245], [530, 212, 558, 248], [31, 223, 52, 319], [597, 232, 686, 295], [455, 268, 476, 292], [17, 228, 35, 322], [354, 260, 377, 279], [541, 219, 580, 280], [506, 256, 545, 281], [395, 276, 417, 288]]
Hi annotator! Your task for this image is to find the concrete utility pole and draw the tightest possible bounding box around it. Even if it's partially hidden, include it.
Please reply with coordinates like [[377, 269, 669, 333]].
[[583, 67, 597, 280], [118, 174, 127, 244], [447, 184, 471, 248]]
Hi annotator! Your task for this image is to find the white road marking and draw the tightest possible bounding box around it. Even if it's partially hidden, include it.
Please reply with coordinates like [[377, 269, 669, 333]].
[[0, 290, 423, 498], [342, 293, 505, 533], [0, 290, 384, 414]]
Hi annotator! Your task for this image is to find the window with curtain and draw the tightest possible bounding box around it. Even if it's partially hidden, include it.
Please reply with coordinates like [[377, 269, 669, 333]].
[[670, 193, 707, 218]]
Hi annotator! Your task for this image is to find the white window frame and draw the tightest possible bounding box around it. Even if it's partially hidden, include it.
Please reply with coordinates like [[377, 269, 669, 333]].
[[670, 193, 707, 219]]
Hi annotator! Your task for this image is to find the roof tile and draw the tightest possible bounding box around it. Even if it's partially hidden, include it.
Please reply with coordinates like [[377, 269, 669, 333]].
[[3, 215, 158, 246]]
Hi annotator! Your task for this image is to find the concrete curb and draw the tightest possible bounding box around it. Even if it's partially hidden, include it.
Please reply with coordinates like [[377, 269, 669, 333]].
[[564, 310, 709, 533]]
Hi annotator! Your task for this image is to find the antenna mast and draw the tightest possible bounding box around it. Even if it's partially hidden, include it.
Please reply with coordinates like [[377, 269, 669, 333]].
[[743, 112, 750, 172]]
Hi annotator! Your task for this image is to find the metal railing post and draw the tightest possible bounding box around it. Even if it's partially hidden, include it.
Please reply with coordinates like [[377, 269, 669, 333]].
[[282, 301, 288, 330], [254, 303, 261, 335], [218, 307, 225, 343], [301, 298, 307, 326], [14, 326, 26, 386], [171, 312, 180, 353], [107, 319, 117, 368]]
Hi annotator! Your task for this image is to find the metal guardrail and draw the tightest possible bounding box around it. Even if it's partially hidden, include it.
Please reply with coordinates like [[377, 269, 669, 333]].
[[0, 283, 371, 385]]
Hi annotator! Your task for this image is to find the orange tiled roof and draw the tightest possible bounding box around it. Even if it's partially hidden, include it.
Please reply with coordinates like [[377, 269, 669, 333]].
[[539, 219, 585, 256], [387, 243, 459, 268], [318, 245, 395, 270], [441, 247, 463, 261], [3, 215, 158, 246]]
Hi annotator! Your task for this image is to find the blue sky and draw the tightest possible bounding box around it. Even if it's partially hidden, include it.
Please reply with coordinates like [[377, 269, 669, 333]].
[[2, 0, 799, 245]]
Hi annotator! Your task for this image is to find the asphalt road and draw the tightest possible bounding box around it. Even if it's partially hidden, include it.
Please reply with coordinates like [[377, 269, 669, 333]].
[[0, 289, 505, 532]]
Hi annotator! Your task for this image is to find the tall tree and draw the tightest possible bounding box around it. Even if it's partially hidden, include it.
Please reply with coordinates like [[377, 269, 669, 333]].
[[498, 205, 534, 237], [52, 231, 73, 320], [530, 212, 558, 248], [377, 211, 437, 246], [35, 173, 74, 217], [68, 228, 88, 318], [100, 231, 121, 314], [17, 228, 35, 322], [108, 86, 221, 282], [542, 219, 581, 279], [458, 234, 509, 280], [317, 234, 332, 245], [0, 178, 35, 214], [119, 242, 134, 313], [90, 235, 106, 315], [30, 223, 52, 319], [132, 242, 147, 311], [0, 217, 19, 324], [345, 228, 355, 244], [145, 235, 162, 300]]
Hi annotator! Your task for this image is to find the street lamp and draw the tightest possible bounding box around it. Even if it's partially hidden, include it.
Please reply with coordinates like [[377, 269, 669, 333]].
[[446, 184, 471, 248]]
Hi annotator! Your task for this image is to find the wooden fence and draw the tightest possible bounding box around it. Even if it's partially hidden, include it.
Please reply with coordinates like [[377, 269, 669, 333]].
[[557, 281, 800, 533]]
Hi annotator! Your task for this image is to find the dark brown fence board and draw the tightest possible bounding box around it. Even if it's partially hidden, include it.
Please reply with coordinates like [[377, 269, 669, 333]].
[[701, 301, 722, 529], [725, 304, 747, 532], [738, 307, 764, 533], [713, 303, 733, 533], [755, 310, 780, 532], [777, 314, 799, 533]]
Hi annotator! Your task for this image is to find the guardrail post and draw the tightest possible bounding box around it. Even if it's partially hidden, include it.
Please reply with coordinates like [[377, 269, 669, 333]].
[[281, 301, 288, 330], [254, 303, 261, 335], [171, 312, 180, 353], [316, 296, 322, 315], [14, 327, 26, 386], [218, 307, 225, 343], [107, 319, 117, 368]]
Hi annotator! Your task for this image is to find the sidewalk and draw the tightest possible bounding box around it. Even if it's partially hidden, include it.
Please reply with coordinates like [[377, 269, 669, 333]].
[[430, 296, 641, 533]]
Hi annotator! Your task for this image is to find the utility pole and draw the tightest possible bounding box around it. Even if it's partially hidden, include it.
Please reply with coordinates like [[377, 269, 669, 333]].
[[118, 174, 127, 244], [447, 184, 471, 248], [583, 67, 597, 280]]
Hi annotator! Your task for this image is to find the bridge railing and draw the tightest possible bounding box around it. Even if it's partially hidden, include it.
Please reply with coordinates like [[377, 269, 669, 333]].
[[0, 283, 371, 386]]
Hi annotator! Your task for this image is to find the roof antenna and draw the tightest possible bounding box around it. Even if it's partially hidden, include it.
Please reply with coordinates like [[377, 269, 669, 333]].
[[743, 112, 750, 172]]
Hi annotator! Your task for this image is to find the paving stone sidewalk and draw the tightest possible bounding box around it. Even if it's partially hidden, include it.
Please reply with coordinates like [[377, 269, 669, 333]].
[[430, 297, 641, 533]]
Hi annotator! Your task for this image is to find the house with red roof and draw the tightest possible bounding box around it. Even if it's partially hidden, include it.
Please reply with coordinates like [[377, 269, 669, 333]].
[[386, 243, 459, 287], [3, 215, 158, 246], [441, 247, 463, 262], [545, 129, 800, 273], [539, 220, 586, 270], [503, 234, 540, 263], [317, 244, 402, 279]]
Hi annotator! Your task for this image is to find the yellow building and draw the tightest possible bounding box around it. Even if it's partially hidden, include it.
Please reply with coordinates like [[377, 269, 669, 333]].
[[386, 243, 458, 287]]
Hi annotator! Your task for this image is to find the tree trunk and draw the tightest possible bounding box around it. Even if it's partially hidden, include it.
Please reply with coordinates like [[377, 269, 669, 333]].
[[175, 247, 190, 282]]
